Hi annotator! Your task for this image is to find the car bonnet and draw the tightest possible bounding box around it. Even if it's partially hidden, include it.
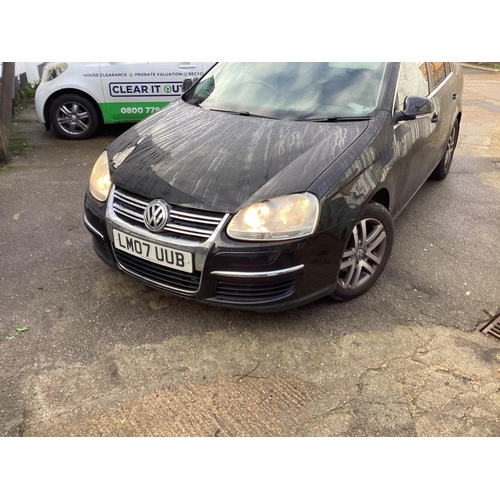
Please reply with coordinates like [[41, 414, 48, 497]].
[[107, 99, 369, 213]]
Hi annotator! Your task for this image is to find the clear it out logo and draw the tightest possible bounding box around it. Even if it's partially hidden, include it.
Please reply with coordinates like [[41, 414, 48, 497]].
[[109, 82, 182, 97]]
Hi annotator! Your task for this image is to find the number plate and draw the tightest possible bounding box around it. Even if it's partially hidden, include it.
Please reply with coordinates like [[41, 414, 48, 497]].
[[113, 229, 193, 273]]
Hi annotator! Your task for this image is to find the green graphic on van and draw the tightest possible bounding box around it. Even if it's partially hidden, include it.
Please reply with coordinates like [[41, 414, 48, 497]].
[[99, 102, 171, 123], [164, 85, 172, 93]]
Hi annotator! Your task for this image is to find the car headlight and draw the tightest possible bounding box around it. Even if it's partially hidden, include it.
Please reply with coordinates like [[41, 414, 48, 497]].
[[227, 193, 319, 241], [41, 62, 68, 82], [89, 151, 112, 202]]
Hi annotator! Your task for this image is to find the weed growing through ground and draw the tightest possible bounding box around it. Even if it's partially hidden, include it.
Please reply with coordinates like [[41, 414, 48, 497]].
[[6, 326, 30, 340]]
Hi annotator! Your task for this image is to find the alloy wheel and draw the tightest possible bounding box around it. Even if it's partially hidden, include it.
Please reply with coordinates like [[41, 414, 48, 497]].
[[56, 102, 91, 136], [337, 218, 387, 290], [443, 123, 458, 174]]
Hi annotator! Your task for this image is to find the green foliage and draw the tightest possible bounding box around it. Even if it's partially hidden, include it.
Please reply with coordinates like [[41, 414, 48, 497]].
[[7, 136, 29, 158], [15, 81, 39, 107]]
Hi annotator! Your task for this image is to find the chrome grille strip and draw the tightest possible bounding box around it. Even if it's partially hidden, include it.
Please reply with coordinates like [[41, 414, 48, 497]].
[[169, 210, 222, 225], [165, 223, 213, 237], [114, 190, 148, 209], [112, 187, 227, 243], [113, 204, 144, 222]]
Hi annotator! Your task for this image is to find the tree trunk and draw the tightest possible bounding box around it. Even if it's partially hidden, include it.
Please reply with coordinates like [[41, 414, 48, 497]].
[[0, 62, 16, 163]]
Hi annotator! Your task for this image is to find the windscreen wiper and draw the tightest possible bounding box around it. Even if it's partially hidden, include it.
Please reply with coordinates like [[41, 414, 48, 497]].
[[296, 116, 373, 122], [209, 108, 277, 119]]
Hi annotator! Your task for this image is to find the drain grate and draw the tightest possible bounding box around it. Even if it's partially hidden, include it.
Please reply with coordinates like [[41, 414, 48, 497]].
[[480, 314, 500, 340]]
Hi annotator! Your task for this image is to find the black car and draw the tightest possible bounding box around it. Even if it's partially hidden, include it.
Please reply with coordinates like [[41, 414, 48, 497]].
[[84, 62, 463, 312]]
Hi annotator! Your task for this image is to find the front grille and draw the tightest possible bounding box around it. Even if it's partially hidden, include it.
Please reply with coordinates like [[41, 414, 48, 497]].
[[112, 187, 226, 244], [115, 249, 201, 293], [215, 279, 296, 303]]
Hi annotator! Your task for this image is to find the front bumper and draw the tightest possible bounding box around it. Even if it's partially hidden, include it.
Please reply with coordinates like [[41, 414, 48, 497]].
[[84, 186, 348, 312], [34, 86, 50, 126]]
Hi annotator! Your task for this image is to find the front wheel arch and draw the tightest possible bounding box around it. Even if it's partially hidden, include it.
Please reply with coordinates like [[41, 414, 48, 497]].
[[331, 201, 394, 301], [369, 187, 391, 211]]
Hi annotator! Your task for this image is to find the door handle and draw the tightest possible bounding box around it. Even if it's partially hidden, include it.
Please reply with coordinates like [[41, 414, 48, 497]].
[[431, 113, 439, 123], [452, 92, 459, 100], [178, 62, 196, 69]]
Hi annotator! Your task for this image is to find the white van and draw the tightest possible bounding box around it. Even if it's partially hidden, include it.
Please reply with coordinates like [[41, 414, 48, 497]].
[[35, 62, 214, 139]]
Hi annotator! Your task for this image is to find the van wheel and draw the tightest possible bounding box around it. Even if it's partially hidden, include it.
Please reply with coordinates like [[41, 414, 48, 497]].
[[49, 93, 99, 140], [431, 120, 459, 180], [332, 202, 394, 301]]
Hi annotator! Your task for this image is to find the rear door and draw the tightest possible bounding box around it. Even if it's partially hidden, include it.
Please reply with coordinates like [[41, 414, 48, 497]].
[[426, 62, 457, 164], [98, 62, 203, 124]]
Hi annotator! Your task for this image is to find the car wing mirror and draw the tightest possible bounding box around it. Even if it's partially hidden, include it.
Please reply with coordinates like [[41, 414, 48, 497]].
[[181, 77, 199, 92], [394, 95, 434, 122]]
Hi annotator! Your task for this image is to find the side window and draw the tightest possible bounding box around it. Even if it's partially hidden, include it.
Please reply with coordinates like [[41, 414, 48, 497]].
[[428, 62, 446, 88], [396, 62, 430, 110]]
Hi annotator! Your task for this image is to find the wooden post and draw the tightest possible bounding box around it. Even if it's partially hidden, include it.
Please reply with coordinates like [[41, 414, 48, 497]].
[[0, 62, 16, 163]]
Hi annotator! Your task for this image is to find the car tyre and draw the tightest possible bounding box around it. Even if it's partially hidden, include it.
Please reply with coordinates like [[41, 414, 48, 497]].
[[332, 202, 394, 301], [431, 120, 459, 180], [49, 93, 99, 140]]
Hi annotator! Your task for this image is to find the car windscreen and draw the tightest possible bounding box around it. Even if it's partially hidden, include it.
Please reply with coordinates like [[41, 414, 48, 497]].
[[183, 62, 388, 121]]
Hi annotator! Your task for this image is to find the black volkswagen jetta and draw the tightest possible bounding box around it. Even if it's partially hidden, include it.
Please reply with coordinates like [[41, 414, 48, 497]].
[[84, 62, 463, 311]]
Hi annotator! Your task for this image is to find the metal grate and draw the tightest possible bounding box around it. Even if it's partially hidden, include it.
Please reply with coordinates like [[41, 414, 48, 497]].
[[480, 314, 500, 340], [112, 187, 226, 244]]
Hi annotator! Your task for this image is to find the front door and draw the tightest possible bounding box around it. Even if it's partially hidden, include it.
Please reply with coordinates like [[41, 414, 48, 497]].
[[391, 62, 441, 214]]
